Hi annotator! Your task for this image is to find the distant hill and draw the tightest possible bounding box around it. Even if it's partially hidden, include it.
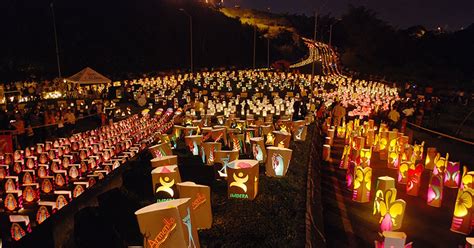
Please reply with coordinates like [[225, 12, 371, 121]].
[[0, 0, 306, 81]]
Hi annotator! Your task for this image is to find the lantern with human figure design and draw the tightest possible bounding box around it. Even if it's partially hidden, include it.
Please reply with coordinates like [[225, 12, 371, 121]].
[[227, 160, 259, 200]]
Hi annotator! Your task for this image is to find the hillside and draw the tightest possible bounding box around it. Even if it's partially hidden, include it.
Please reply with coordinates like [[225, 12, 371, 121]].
[[0, 0, 306, 81]]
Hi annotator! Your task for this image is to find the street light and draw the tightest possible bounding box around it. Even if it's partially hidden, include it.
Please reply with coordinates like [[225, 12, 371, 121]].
[[329, 18, 341, 47], [50, 2, 62, 78], [179, 8, 193, 73]]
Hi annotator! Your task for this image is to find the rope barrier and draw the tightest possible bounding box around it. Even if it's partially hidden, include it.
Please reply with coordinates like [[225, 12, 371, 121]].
[[407, 122, 474, 146]]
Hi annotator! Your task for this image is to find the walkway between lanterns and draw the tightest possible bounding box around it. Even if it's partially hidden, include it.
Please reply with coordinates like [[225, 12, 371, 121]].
[[320, 130, 469, 247]]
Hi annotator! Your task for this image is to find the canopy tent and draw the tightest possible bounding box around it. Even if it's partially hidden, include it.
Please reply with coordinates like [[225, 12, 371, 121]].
[[66, 67, 111, 85]]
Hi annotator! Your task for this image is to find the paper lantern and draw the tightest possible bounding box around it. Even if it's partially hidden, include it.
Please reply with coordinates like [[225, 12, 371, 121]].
[[292, 123, 307, 141], [265, 147, 292, 177], [214, 150, 239, 178], [406, 164, 423, 196], [397, 160, 413, 184], [151, 155, 178, 168], [427, 167, 444, 207], [374, 188, 406, 231], [273, 131, 291, 148], [450, 188, 474, 235], [250, 137, 266, 163], [445, 161, 461, 188], [375, 231, 410, 248], [201, 142, 222, 165], [434, 153, 449, 174], [346, 161, 356, 190], [227, 160, 259, 200], [378, 131, 389, 159], [327, 127, 335, 143], [323, 145, 331, 162], [374, 176, 396, 218], [352, 165, 372, 203], [177, 182, 212, 229], [366, 129, 375, 147], [229, 132, 246, 155], [412, 142, 424, 162], [387, 150, 400, 170], [210, 128, 227, 145], [424, 147, 437, 170], [151, 165, 182, 201], [336, 124, 346, 138], [149, 143, 173, 159], [359, 148, 372, 167], [340, 145, 350, 169], [135, 198, 200, 248], [184, 135, 203, 156]]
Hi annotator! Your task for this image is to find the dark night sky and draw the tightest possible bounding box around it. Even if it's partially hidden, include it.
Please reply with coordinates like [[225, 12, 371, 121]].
[[230, 0, 473, 29]]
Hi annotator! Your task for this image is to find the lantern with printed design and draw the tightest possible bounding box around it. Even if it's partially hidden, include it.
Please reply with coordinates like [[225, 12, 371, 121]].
[[265, 147, 292, 177], [177, 182, 212, 229], [151, 165, 182, 201], [227, 160, 259, 200], [352, 165, 372, 203], [406, 164, 423, 196], [373, 188, 406, 231], [135, 198, 200, 248], [427, 166, 444, 208]]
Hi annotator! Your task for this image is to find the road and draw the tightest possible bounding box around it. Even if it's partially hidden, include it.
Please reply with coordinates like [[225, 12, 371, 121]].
[[321, 128, 473, 247]]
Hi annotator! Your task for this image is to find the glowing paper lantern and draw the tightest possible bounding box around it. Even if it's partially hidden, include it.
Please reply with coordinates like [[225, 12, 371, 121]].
[[177, 182, 212, 229], [406, 164, 423, 196], [374, 188, 406, 231], [352, 165, 372, 203], [151, 165, 182, 201], [150, 155, 178, 168], [434, 153, 449, 174], [265, 147, 292, 177], [250, 137, 266, 163], [427, 167, 444, 208], [412, 142, 424, 162], [135, 198, 200, 248], [226, 160, 259, 200], [149, 142, 173, 158], [445, 161, 461, 188], [229, 132, 246, 155], [359, 148, 372, 167], [346, 161, 356, 190], [378, 131, 389, 159], [424, 147, 437, 170], [387, 150, 400, 170], [375, 231, 411, 248], [323, 145, 331, 162], [450, 188, 474, 235], [184, 135, 203, 156], [201, 142, 222, 165], [292, 121, 308, 141], [273, 131, 291, 148], [374, 176, 396, 219], [327, 127, 335, 145], [397, 160, 413, 184], [366, 129, 375, 147], [340, 145, 350, 169], [214, 150, 239, 178], [336, 122, 346, 138]]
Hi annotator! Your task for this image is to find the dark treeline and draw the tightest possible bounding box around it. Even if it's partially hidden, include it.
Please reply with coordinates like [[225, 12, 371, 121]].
[[288, 6, 474, 89], [0, 0, 304, 81]]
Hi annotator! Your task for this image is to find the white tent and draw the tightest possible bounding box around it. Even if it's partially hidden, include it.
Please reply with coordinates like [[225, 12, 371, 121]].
[[66, 67, 111, 85]]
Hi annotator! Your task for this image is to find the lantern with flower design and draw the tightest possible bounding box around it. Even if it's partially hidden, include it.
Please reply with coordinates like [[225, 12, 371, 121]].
[[427, 166, 444, 207], [352, 165, 372, 203], [406, 164, 423, 196], [373, 188, 406, 231]]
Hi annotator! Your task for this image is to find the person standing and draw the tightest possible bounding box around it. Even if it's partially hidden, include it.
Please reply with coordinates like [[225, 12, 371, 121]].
[[332, 102, 346, 127]]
